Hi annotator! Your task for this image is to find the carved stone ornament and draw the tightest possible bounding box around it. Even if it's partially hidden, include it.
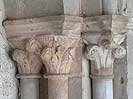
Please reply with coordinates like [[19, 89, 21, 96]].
[[87, 45, 126, 67], [86, 44, 126, 75], [13, 39, 43, 75], [85, 30, 127, 75], [40, 36, 81, 74]]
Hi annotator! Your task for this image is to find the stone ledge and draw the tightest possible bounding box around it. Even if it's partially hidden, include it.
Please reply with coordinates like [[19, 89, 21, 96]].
[[4, 15, 128, 39]]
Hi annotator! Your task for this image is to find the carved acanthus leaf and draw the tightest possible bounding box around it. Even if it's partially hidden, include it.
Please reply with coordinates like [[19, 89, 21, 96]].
[[13, 39, 43, 74], [41, 36, 80, 74]]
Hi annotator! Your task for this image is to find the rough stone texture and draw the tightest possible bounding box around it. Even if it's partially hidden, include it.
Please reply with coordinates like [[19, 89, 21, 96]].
[[113, 41, 128, 99], [103, 0, 128, 15], [81, 0, 102, 16], [0, 32, 18, 99], [127, 31, 133, 99], [4, 15, 82, 38], [0, 1, 18, 99], [3, 0, 64, 19], [20, 79, 39, 99], [3, 0, 102, 19]]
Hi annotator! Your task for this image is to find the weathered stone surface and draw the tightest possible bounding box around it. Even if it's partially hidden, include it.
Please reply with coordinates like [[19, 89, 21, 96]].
[[81, 0, 102, 16], [40, 35, 81, 99], [0, 7, 18, 99], [4, 15, 82, 38], [3, 0, 64, 19], [40, 36, 81, 74], [13, 39, 43, 74], [84, 15, 128, 99], [127, 31, 133, 99], [11, 38, 44, 99], [103, 0, 128, 15]]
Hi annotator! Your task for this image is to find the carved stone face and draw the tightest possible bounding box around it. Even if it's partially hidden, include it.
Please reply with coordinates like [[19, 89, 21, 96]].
[[111, 32, 126, 47], [99, 32, 111, 49]]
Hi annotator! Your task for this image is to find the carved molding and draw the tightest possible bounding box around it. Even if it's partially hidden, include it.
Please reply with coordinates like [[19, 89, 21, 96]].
[[4, 15, 82, 38], [4, 15, 128, 39]]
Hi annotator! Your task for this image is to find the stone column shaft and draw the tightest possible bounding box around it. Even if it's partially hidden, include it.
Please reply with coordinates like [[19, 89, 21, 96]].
[[48, 77, 68, 99], [20, 79, 39, 99], [93, 79, 113, 99]]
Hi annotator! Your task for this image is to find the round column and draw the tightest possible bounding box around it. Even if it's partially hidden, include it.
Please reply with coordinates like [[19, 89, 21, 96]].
[[86, 45, 126, 99], [91, 75, 113, 99], [47, 76, 68, 99], [41, 36, 81, 99]]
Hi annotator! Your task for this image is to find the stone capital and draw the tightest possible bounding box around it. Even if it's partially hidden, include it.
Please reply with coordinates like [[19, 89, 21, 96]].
[[86, 45, 126, 75], [12, 39, 43, 75], [82, 15, 128, 47], [10, 35, 81, 76], [40, 35, 81, 75]]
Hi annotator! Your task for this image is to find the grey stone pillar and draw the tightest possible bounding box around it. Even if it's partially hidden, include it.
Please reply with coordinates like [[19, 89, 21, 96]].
[[47, 77, 68, 99], [86, 45, 126, 99], [83, 15, 128, 99], [92, 77, 113, 99], [20, 79, 39, 99]]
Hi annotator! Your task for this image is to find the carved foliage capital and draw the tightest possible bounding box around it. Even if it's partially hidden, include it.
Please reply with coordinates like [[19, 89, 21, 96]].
[[40, 36, 81, 74], [13, 39, 43, 74], [86, 45, 126, 75]]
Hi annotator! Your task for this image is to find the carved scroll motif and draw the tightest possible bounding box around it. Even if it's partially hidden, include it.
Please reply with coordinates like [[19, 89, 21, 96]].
[[85, 30, 127, 75], [87, 46, 126, 68]]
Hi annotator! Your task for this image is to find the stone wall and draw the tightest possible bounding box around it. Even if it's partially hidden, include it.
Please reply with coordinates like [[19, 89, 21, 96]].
[[0, 0, 18, 99]]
